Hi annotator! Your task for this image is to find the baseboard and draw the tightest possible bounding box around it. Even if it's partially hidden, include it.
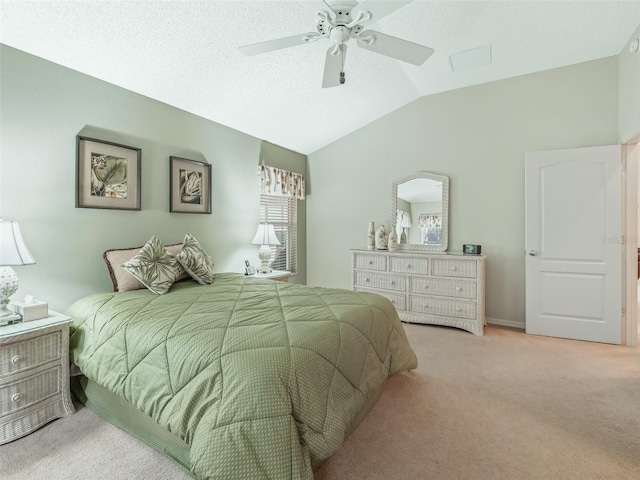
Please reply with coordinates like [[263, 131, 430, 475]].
[[487, 317, 525, 330]]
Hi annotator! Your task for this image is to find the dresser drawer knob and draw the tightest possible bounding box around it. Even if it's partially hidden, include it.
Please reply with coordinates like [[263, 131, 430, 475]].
[[423, 284, 429, 289], [456, 287, 462, 292], [391, 281, 395, 286], [451, 266, 457, 271], [368, 261, 373, 265], [11, 355, 24, 364], [406, 264, 411, 268], [365, 277, 370, 282], [456, 307, 462, 312], [11, 393, 24, 403], [423, 304, 429, 309]]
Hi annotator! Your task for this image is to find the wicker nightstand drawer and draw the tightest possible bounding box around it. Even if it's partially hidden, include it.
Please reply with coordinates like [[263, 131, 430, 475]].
[[0, 332, 61, 378], [0, 367, 60, 416], [0, 312, 75, 445]]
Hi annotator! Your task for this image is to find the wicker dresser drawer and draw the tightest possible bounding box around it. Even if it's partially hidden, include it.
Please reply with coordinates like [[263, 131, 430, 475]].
[[409, 277, 476, 299], [431, 259, 477, 278], [389, 256, 429, 275], [0, 332, 61, 378], [355, 287, 406, 311], [353, 253, 387, 271], [352, 250, 485, 335], [0, 367, 60, 416], [409, 296, 476, 320], [354, 271, 405, 292]]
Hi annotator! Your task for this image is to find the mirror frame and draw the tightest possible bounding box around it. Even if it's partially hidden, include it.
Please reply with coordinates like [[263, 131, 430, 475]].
[[391, 171, 449, 252]]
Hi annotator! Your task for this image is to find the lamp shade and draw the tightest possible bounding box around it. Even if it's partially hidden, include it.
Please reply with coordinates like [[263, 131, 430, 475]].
[[251, 223, 281, 246], [0, 219, 36, 266]]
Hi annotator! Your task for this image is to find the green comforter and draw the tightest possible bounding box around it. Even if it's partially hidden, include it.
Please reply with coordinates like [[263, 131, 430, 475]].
[[68, 273, 417, 479]]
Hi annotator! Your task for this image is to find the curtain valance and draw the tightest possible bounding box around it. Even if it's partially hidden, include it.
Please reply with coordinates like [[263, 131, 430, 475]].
[[259, 165, 305, 199]]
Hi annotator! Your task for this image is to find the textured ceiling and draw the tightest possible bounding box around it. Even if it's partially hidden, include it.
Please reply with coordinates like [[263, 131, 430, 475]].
[[2, 1, 640, 154]]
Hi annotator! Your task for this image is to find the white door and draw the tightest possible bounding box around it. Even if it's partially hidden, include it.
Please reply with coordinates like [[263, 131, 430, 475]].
[[525, 145, 622, 344]]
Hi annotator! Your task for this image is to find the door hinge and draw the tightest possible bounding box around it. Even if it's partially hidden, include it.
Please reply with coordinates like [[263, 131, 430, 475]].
[[622, 235, 627, 245], [622, 308, 626, 320]]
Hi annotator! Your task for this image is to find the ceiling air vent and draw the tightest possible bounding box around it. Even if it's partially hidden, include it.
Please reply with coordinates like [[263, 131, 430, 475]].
[[448, 45, 492, 72]]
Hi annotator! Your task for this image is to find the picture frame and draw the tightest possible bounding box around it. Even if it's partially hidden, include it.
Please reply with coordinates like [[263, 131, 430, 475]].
[[76, 135, 141, 210], [170, 156, 212, 214]]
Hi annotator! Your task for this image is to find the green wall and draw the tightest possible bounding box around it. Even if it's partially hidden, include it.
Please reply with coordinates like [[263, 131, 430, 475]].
[[307, 57, 620, 328], [0, 45, 307, 312], [619, 23, 640, 143]]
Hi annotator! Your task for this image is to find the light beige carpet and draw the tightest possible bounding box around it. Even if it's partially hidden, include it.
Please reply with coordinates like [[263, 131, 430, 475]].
[[1, 324, 639, 480]]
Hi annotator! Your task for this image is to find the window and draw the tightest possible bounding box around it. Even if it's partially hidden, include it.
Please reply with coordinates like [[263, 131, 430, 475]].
[[259, 194, 297, 274]]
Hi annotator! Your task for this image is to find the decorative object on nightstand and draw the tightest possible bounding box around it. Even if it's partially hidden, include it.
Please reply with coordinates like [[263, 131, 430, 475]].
[[0, 312, 76, 444], [0, 219, 36, 326], [251, 223, 281, 273]]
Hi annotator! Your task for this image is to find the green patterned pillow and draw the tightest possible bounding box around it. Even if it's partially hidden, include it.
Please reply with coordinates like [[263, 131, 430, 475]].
[[176, 233, 214, 285], [122, 235, 185, 294]]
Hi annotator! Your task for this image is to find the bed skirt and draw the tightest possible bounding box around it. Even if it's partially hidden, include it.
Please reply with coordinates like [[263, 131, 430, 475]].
[[71, 375, 194, 477], [70, 373, 388, 477]]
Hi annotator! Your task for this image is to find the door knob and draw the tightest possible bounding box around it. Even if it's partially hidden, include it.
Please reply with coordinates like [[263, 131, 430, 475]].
[[527, 250, 536, 256]]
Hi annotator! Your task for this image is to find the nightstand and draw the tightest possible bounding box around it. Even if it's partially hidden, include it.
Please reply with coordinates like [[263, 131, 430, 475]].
[[254, 270, 291, 282], [0, 311, 75, 444]]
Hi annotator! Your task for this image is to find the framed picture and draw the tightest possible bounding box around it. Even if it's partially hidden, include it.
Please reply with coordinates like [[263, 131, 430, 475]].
[[76, 136, 141, 210], [170, 156, 212, 214]]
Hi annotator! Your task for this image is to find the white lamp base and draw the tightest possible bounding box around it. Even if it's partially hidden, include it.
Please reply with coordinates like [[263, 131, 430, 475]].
[[257, 245, 273, 274], [0, 266, 21, 325]]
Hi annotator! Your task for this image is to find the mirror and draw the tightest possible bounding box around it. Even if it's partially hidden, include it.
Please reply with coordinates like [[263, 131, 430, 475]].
[[391, 172, 449, 252]]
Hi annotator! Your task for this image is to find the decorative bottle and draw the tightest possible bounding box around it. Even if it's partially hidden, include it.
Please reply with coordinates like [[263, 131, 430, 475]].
[[367, 222, 375, 250], [388, 228, 398, 251]]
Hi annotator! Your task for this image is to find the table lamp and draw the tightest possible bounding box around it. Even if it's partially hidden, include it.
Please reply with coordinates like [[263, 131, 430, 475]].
[[0, 219, 36, 324], [251, 223, 281, 273]]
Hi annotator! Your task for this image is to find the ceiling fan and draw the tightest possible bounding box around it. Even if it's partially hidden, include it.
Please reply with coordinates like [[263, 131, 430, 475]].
[[238, 0, 434, 88]]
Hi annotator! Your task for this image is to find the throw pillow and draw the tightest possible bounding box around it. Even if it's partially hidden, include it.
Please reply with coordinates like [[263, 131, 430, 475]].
[[122, 235, 185, 294], [176, 233, 215, 285]]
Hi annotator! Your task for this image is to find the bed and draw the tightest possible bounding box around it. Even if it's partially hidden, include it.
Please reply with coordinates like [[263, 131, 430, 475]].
[[67, 271, 417, 479]]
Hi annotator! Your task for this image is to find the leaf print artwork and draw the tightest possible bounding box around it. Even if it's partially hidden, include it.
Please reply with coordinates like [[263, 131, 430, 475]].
[[180, 169, 202, 205], [91, 153, 128, 198]]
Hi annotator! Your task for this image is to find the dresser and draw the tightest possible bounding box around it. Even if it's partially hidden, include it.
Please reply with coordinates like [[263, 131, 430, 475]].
[[0, 312, 75, 444], [352, 250, 486, 335]]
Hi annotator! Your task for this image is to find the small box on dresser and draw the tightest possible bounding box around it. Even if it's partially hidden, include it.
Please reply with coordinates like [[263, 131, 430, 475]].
[[352, 250, 486, 335], [0, 311, 75, 444]]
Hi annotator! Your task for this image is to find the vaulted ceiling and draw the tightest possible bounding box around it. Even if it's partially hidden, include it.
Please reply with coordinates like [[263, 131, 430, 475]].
[[2, 1, 639, 154]]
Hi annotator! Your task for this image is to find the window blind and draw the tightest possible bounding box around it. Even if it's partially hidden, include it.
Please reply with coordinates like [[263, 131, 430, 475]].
[[260, 194, 297, 274]]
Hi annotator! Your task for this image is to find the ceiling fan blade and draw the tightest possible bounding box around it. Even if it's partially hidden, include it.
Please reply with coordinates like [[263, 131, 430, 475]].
[[351, 0, 413, 25], [357, 30, 434, 65], [239, 32, 322, 56], [322, 44, 347, 88]]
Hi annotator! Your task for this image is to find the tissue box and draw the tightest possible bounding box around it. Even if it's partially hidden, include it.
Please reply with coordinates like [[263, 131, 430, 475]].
[[9, 300, 49, 322]]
